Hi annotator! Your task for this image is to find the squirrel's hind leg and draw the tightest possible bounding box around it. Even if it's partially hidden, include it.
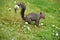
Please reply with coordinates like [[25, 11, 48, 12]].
[[27, 19, 32, 24]]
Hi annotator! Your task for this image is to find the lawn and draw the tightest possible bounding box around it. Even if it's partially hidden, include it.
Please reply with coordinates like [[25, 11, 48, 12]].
[[0, 0, 60, 40]]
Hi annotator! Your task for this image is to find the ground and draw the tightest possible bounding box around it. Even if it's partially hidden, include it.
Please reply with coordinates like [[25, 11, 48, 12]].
[[0, 0, 60, 40]]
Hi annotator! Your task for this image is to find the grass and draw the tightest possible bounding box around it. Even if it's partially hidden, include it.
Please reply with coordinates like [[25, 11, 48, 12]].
[[0, 0, 60, 40]]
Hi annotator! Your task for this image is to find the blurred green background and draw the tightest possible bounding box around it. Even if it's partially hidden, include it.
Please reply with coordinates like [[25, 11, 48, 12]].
[[0, 0, 60, 40]]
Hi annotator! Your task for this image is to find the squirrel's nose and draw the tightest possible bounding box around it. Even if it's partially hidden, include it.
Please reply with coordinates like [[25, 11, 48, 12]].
[[43, 16, 45, 19]]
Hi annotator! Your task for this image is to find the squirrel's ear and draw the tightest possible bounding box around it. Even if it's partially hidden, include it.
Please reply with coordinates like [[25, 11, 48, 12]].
[[40, 12, 42, 14]]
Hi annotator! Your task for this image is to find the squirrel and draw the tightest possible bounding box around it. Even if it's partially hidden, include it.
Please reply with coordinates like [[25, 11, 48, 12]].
[[14, 3, 45, 26]]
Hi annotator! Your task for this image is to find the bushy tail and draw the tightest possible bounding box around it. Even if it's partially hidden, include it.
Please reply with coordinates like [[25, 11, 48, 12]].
[[21, 8, 25, 20], [14, 5, 19, 13]]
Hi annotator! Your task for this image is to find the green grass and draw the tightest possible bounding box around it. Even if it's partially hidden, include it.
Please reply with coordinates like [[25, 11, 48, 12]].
[[0, 0, 60, 40]]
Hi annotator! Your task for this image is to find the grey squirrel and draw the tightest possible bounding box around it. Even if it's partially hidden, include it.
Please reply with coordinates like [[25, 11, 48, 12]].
[[14, 3, 45, 26]]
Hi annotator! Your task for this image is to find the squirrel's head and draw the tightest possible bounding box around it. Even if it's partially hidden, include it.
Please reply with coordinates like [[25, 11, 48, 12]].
[[14, 2, 26, 13], [40, 12, 45, 19]]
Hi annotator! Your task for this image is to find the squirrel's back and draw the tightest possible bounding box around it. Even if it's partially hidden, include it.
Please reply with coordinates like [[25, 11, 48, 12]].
[[26, 13, 40, 20]]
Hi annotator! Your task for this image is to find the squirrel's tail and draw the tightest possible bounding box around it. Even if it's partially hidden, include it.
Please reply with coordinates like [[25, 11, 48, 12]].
[[14, 4, 19, 13], [21, 8, 25, 20]]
